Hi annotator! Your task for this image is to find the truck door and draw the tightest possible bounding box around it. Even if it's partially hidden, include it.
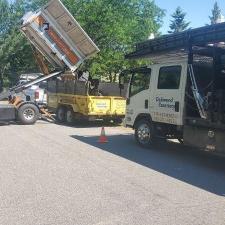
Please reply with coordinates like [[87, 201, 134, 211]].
[[151, 64, 187, 126], [125, 68, 151, 126]]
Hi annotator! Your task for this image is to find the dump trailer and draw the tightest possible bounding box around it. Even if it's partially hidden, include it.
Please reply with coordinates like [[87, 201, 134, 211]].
[[21, 0, 126, 124], [121, 22, 225, 155], [47, 78, 127, 123]]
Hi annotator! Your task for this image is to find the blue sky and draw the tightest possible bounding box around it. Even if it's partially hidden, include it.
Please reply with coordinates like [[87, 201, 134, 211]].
[[155, 0, 225, 34], [7, 0, 225, 34]]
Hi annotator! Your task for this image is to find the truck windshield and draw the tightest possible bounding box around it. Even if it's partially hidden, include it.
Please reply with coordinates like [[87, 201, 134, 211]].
[[130, 70, 151, 97]]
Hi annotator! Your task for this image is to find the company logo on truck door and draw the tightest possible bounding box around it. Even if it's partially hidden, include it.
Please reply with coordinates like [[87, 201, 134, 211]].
[[156, 97, 175, 110]]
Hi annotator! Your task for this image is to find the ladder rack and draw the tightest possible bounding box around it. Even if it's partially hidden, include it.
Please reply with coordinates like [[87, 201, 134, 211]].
[[126, 22, 225, 59]]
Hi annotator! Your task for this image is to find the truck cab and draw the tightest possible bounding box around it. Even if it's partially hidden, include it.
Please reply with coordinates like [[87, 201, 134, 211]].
[[125, 60, 187, 129]]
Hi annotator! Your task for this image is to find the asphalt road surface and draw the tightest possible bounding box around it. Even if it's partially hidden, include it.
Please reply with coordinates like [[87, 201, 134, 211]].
[[0, 121, 225, 225]]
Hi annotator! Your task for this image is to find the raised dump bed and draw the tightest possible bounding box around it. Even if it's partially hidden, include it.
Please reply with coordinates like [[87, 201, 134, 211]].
[[21, 0, 126, 124], [21, 0, 99, 71]]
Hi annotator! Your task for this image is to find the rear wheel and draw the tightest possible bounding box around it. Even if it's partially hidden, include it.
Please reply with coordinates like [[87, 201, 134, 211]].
[[135, 119, 154, 147], [113, 117, 123, 124], [178, 138, 184, 144], [66, 108, 74, 124], [56, 106, 66, 123], [17, 103, 39, 125]]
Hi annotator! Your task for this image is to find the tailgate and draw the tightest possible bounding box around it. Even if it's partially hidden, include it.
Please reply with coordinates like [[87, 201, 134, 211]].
[[21, 0, 99, 71], [111, 97, 126, 115], [88, 97, 126, 115]]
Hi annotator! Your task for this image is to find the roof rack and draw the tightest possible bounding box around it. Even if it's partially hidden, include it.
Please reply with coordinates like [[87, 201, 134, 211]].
[[126, 22, 225, 59]]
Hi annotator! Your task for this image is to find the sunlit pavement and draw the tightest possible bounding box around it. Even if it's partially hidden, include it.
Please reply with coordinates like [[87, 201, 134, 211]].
[[0, 121, 225, 225]]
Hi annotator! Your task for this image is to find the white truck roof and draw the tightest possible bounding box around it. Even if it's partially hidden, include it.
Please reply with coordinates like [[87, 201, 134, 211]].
[[21, 0, 99, 72]]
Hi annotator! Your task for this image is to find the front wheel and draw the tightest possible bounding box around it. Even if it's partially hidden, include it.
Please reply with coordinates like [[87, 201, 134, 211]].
[[17, 103, 39, 125], [134, 119, 154, 147]]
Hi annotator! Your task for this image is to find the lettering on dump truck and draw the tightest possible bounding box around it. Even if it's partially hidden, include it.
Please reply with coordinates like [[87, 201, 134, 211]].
[[96, 102, 107, 109], [156, 97, 175, 110]]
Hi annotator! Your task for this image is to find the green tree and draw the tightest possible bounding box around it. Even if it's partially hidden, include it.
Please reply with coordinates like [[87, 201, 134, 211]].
[[0, 0, 10, 34], [63, 0, 164, 81], [0, 0, 40, 86], [168, 7, 190, 33], [209, 1, 221, 24]]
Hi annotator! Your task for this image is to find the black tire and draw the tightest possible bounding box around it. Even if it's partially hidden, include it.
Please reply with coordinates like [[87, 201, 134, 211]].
[[178, 138, 184, 144], [113, 117, 123, 124], [134, 119, 155, 147], [56, 106, 66, 123], [103, 118, 112, 124], [66, 108, 75, 125], [17, 103, 39, 125]]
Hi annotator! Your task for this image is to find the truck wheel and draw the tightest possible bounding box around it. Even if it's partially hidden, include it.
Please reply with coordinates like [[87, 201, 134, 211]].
[[56, 106, 66, 123], [103, 118, 112, 124], [113, 118, 123, 124], [178, 138, 184, 144], [66, 108, 74, 124], [17, 103, 39, 125], [135, 119, 154, 147]]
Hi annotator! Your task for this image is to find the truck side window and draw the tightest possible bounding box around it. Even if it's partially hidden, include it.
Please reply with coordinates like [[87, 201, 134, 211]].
[[158, 66, 181, 89], [130, 71, 151, 97]]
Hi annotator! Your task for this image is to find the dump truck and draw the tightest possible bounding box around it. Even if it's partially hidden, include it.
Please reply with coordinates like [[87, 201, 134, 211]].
[[0, 0, 126, 124], [21, 0, 126, 124], [120, 22, 225, 155], [0, 0, 98, 125]]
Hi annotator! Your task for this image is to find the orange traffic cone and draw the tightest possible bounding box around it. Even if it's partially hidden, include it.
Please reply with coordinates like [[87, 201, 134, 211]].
[[98, 127, 108, 143]]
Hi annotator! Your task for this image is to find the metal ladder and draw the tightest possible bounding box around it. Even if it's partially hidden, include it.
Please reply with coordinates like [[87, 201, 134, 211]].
[[188, 64, 207, 119]]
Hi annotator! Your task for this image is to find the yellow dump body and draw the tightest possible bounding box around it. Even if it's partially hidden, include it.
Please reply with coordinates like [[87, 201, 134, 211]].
[[48, 93, 126, 117]]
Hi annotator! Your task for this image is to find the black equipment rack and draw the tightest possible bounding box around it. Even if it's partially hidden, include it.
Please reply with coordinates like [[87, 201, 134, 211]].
[[126, 22, 225, 59]]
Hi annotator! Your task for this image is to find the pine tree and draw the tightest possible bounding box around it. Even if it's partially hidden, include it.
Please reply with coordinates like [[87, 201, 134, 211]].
[[168, 7, 190, 33], [209, 1, 221, 24]]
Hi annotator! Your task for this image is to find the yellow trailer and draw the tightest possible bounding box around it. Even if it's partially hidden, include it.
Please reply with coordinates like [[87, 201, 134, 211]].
[[47, 79, 126, 124]]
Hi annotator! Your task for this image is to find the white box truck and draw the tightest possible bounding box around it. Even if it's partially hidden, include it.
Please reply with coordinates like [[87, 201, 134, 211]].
[[121, 23, 225, 155]]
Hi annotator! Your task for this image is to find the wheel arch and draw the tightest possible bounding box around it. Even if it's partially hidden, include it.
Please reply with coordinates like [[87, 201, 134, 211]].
[[58, 103, 74, 111], [17, 101, 40, 111], [133, 113, 153, 128]]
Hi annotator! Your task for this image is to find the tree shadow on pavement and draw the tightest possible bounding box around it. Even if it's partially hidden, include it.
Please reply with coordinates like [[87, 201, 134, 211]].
[[71, 134, 225, 196]]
